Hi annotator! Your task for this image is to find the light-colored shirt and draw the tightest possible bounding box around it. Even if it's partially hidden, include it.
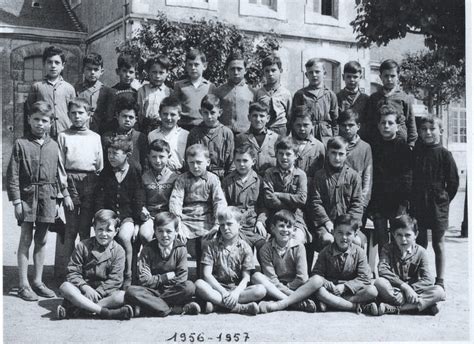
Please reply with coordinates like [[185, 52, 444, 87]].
[[137, 83, 171, 120], [255, 83, 292, 129], [57, 128, 103, 173], [148, 126, 189, 171]]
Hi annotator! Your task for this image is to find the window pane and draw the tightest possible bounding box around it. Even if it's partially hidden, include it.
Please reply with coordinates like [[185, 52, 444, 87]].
[[321, 0, 333, 16], [24, 70, 33, 82], [249, 0, 257, 3], [34, 70, 43, 80], [25, 58, 33, 68]]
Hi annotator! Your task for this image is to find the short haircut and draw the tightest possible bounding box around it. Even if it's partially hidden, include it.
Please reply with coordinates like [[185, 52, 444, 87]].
[[338, 108, 360, 124], [42, 46, 66, 63], [327, 136, 348, 151], [106, 135, 133, 153], [343, 61, 362, 74], [379, 59, 400, 74], [275, 136, 297, 153], [83, 52, 103, 68], [217, 206, 243, 224], [419, 114, 443, 130], [154, 212, 179, 230], [262, 54, 282, 70], [378, 104, 401, 123], [145, 55, 171, 71], [29, 101, 54, 119], [68, 97, 92, 113], [292, 105, 313, 122], [201, 94, 221, 111], [117, 54, 137, 69], [225, 50, 246, 68], [249, 101, 269, 115], [186, 48, 207, 63], [390, 214, 418, 234], [93, 209, 119, 228], [159, 95, 182, 113], [305, 58, 325, 70], [270, 209, 295, 227], [186, 143, 209, 159], [148, 139, 171, 154], [234, 143, 257, 159], [334, 214, 359, 232], [115, 97, 139, 116]]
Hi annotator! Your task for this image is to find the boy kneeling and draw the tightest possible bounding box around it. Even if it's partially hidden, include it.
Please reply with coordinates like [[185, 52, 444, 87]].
[[57, 210, 133, 320]]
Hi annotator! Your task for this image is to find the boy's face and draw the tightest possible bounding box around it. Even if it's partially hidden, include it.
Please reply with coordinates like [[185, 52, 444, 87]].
[[263, 64, 282, 85], [343, 72, 361, 91], [107, 148, 128, 168], [419, 121, 442, 145], [327, 147, 347, 169], [227, 60, 246, 85], [218, 215, 240, 241], [333, 224, 355, 252], [148, 150, 170, 172], [271, 220, 294, 247], [305, 63, 325, 87], [84, 63, 104, 83], [186, 58, 206, 81], [117, 109, 137, 131], [69, 104, 90, 129], [380, 68, 399, 91], [200, 106, 222, 127], [155, 222, 177, 247], [187, 152, 210, 177], [293, 116, 314, 140], [248, 110, 269, 131], [44, 55, 65, 79], [378, 114, 398, 140], [234, 152, 255, 176], [393, 226, 417, 252], [276, 149, 296, 170], [339, 119, 360, 141], [94, 220, 118, 247], [149, 63, 168, 86], [116, 66, 136, 85], [28, 113, 52, 138], [160, 106, 181, 130]]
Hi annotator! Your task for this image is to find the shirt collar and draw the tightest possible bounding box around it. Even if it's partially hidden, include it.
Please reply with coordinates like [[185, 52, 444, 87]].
[[271, 238, 298, 250], [44, 75, 63, 85], [331, 242, 352, 256], [278, 166, 294, 176], [228, 79, 246, 87]]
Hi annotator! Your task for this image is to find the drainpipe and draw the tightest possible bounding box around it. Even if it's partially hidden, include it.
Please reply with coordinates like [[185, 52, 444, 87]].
[[123, 0, 129, 42]]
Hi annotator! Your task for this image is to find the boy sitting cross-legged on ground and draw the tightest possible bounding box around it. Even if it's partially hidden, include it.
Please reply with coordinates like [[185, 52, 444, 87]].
[[57, 209, 133, 320], [374, 215, 446, 316], [125, 212, 196, 317], [194, 206, 267, 315]]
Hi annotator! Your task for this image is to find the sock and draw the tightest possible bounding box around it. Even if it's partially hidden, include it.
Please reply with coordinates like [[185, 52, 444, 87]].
[[99, 308, 111, 318]]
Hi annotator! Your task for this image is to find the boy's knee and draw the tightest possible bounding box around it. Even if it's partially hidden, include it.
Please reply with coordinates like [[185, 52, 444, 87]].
[[124, 285, 144, 302], [251, 271, 265, 283], [252, 284, 267, 299], [374, 277, 390, 290], [365, 285, 378, 299], [59, 281, 75, 295], [181, 281, 196, 298], [308, 275, 324, 290], [194, 279, 206, 292]]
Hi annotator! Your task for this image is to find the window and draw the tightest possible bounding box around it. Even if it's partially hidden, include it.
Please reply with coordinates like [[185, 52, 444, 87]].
[[319, 60, 341, 92], [239, 0, 286, 20], [166, 0, 217, 11], [249, 0, 277, 10], [68, 0, 81, 8], [449, 100, 467, 143], [320, 0, 334, 16], [24, 56, 43, 82], [305, 0, 340, 25]]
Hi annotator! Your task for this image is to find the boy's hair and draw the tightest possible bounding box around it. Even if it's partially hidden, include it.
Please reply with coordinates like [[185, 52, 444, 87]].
[[275, 136, 297, 154], [186, 144, 209, 159], [337, 108, 360, 124], [419, 114, 443, 130], [145, 55, 171, 72], [186, 48, 207, 63], [225, 50, 247, 68], [159, 95, 182, 113], [378, 104, 401, 123], [379, 59, 400, 74], [234, 143, 257, 159], [249, 101, 269, 115], [201, 94, 221, 111], [217, 206, 243, 224], [262, 54, 282, 70], [327, 136, 348, 151], [29, 101, 54, 119], [154, 212, 179, 230], [270, 209, 295, 227], [390, 214, 418, 234], [42, 45, 66, 63], [68, 97, 92, 113], [117, 54, 137, 69], [83, 52, 103, 68], [343, 61, 362, 74], [305, 58, 325, 70], [115, 97, 139, 116], [148, 139, 171, 155], [93, 209, 120, 228], [292, 105, 313, 122], [334, 214, 359, 232], [106, 135, 133, 153]]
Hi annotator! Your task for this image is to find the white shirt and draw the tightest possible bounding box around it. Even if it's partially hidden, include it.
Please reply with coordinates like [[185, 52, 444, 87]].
[[148, 126, 189, 171]]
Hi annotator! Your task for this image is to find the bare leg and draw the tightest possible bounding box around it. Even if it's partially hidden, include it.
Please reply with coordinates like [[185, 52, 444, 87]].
[[432, 231, 446, 280], [342, 285, 378, 304], [31, 223, 49, 286], [374, 277, 401, 305], [194, 279, 227, 307], [97, 291, 126, 309], [117, 222, 135, 281], [60, 282, 102, 314], [18, 223, 34, 288], [237, 285, 266, 303], [251, 272, 289, 300], [139, 219, 154, 244], [316, 287, 357, 311]]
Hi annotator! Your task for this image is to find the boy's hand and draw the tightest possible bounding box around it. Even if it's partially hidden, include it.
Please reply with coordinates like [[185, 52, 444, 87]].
[[324, 221, 334, 233], [13, 203, 24, 222], [255, 221, 267, 237], [333, 284, 346, 296], [63, 195, 74, 211], [81, 285, 101, 303], [223, 290, 239, 309], [401, 283, 419, 304]]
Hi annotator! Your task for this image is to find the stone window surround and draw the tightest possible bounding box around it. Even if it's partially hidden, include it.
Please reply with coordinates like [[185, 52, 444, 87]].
[[305, 0, 342, 27], [166, 0, 218, 11], [239, 0, 286, 20]]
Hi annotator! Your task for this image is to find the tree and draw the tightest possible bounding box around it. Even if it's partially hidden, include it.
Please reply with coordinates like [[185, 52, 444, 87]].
[[116, 12, 280, 88]]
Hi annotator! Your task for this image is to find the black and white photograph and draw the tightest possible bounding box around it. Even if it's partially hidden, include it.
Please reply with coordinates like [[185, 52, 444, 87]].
[[1, 0, 470, 342]]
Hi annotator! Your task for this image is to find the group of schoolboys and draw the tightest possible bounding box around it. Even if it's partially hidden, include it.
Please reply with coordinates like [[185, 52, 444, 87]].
[[7, 44, 459, 321]]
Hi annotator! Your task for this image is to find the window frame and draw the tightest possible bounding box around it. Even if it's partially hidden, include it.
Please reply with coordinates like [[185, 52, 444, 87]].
[[239, 0, 286, 20], [24, 55, 44, 82], [304, 0, 340, 26], [166, 0, 218, 11]]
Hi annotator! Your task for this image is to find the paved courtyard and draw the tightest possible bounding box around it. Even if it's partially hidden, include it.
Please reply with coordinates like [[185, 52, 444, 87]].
[[2, 191, 471, 343]]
